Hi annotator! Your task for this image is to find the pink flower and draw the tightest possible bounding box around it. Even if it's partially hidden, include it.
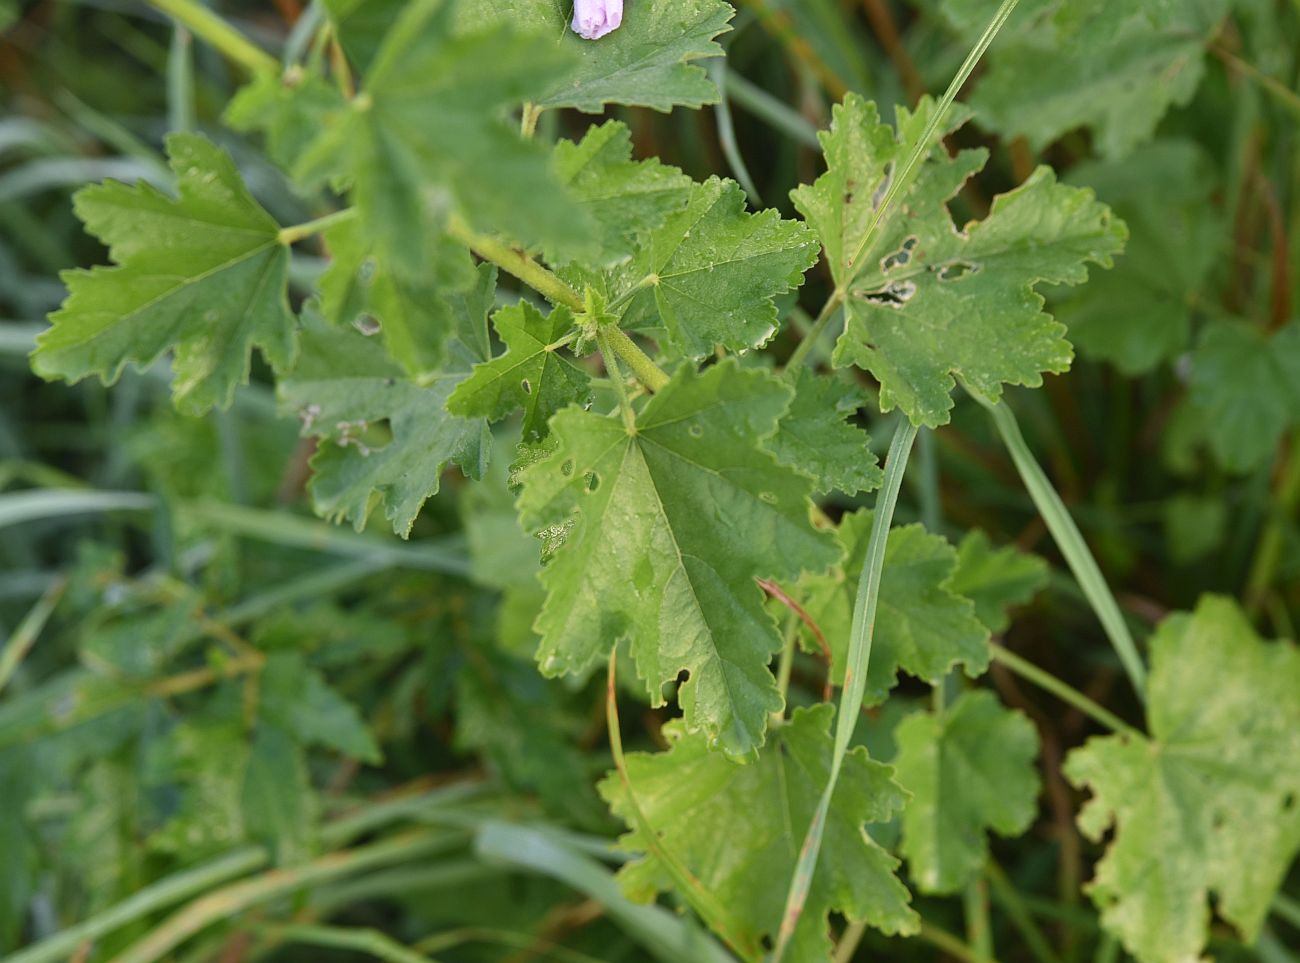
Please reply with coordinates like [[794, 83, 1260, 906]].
[[571, 0, 623, 40]]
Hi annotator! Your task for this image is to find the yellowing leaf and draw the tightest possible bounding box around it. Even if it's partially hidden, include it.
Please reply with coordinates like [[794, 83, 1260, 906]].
[[1065, 596, 1300, 963]]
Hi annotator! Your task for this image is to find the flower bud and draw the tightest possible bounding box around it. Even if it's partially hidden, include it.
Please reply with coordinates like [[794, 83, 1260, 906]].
[[571, 0, 623, 40]]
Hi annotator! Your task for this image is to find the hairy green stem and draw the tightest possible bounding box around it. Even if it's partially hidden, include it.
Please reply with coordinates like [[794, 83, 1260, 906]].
[[603, 326, 671, 393], [771, 420, 919, 963], [278, 208, 359, 246], [980, 397, 1148, 701], [145, 0, 278, 75], [447, 215, 583, 312], [990, 643, 1141, 738]]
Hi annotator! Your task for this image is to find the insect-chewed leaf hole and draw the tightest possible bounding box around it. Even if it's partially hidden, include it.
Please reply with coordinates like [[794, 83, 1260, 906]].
[[936, 260, 979, 281], [583, 470, 601, 493], [520, 378, 532, 395], [880, 235, 919, 272]]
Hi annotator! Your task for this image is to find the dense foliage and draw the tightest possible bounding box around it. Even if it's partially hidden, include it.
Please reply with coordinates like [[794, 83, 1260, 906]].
[[2, 1, 1299, 962]]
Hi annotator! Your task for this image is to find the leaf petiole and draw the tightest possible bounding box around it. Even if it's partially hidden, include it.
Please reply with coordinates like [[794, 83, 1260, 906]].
[[278, 208, 359, 246]]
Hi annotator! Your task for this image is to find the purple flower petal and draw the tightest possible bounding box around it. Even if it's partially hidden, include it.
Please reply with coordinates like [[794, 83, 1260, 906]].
[[571, 0, 623, 40]]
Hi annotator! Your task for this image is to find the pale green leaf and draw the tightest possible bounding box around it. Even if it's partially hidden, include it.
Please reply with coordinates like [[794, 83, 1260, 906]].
[[798, 509, 989, 703], [447, 300, 590, 441], [766, 369, 881, 496], [33, 133, 295, 414], [458, 0, 733, 112], [599, 705, 918, 961], [1065, 595, 1300, 963], [517, 360, 839, 755], [1188, 320, 1300, 473], [893, 690, 1040, 893]]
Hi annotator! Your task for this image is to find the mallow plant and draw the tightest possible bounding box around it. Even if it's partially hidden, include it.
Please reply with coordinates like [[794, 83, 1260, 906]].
[[9, 0, 1300, 962]]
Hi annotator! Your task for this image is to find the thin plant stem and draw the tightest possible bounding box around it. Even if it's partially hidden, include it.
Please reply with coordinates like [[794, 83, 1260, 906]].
[[1211, 41, 1300, 118], [604, 652, 756, 958], [146, 0, 278, 75], [984, 859, 1063, 963], [772, 611, 800, 722], [278, 207, 359, 245], [256, 924, 441, 963], [708, 58, 763, 205], [832, 920, 867, 963], [1245, 431, 1300, 614], [784, 292, 842, 370], [722, 70, 820, 148], [918, 921, 1000, 963], [966, 877, 994, 961], [989, 643, 1141, 739], [0, 576, 65, 694], [597, 329, 638, 432], [771, 420, 918, 963], [980, 396, 1148, 701], [520, 102, 543, 139]]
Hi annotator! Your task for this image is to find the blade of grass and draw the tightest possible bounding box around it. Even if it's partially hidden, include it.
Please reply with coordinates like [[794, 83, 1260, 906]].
[[770, 419, 918, 962], [0, 576, 66, 694], [475, 821, 737, 963], [978, 397, 1147, 701]]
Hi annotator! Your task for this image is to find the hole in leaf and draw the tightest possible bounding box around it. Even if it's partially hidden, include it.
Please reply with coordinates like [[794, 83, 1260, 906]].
[[521, 378, 532, 395], [937, 260, 979, 281], [561, 459, 574, 477], [880, 235, 919, 272], [583, 471, 601, 493], [354, 314, 381, 336], [871, 163, 894, 210], [688, 424, 704, 438], [675, 669, 690, 684], [862, 280, 917, 308]]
